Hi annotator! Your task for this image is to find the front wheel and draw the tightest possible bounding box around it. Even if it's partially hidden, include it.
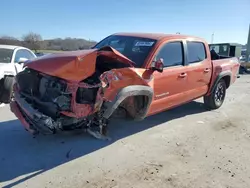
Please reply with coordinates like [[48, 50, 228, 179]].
[[204, 79, 226, 110]]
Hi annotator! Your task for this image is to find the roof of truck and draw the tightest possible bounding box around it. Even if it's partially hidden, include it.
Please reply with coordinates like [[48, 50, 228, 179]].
[[113, 32, 205, 42]]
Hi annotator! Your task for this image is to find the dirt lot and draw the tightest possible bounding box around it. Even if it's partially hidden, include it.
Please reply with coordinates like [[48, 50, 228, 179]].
[[0, 75, 250, 188]]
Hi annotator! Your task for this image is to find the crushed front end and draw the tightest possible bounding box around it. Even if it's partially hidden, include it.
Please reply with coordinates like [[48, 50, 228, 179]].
[[10, 68, 108, 138], [10, 47, 139, 139]]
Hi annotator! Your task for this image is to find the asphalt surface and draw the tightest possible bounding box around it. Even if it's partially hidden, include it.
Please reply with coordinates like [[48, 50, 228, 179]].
[[0, 75, 250, 188]]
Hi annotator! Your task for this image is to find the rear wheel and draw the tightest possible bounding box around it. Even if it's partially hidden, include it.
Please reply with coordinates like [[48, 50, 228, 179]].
[[0, 76, 15, 104], [204, 79, 226, 110]]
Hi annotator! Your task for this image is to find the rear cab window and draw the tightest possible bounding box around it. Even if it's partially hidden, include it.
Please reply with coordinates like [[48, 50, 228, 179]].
[[187, 41, 207, 64]]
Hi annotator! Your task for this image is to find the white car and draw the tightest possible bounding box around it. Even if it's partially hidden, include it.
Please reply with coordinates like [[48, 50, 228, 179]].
[[0, 45, 37, 104]]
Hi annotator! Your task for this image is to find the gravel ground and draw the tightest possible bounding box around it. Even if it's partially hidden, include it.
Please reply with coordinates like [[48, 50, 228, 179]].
[[0, 75, 250, 188]]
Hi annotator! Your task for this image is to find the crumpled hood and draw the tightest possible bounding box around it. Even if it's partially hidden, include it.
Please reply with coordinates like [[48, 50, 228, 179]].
[[25, 47, 134, 82]]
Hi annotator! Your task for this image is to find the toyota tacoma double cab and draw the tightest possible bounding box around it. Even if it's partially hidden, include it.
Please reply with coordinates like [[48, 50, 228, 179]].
[[10, 33, 240, 139]]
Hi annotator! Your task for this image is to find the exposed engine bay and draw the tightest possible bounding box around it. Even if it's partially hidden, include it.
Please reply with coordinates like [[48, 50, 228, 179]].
[[16, 70, 71, 119], [12, 54, 132, 139]]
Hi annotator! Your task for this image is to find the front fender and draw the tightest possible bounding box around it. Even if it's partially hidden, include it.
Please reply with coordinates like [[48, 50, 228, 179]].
[[103, 85, 153, 119]]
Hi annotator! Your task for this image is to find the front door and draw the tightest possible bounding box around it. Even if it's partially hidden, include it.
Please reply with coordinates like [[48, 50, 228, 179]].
[[148, 41, 189, 116]]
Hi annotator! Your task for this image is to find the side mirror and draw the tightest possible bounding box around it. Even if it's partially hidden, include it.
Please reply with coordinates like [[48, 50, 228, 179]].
[[17, 57, 28, 64], [151, 58, 164, 73]]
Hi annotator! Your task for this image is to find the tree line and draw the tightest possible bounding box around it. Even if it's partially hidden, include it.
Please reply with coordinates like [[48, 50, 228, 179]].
[[0, 32, 97, 52]]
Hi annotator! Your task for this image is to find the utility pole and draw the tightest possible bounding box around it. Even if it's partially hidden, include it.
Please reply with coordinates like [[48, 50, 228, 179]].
[[211, 32, 214, 44], [246, 24, 250, 62]]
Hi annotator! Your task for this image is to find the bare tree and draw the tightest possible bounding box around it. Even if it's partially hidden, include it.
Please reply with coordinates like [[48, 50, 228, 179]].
[[22, 32, 42, 52]]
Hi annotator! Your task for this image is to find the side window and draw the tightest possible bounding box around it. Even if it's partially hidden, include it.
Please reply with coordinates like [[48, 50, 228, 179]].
[[14, 50, 24, 62], [155, 42, 184, 67], [23, 50, 35, 59], [187, 42, 206, 64], [14, 49, 35, 62]]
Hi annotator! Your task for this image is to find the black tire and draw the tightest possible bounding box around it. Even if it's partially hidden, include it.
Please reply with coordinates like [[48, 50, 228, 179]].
[[0, 76, 15, 103], [204, 79, 226, 110]]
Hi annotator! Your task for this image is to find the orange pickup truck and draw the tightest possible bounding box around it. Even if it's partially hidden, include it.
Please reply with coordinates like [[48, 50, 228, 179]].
[[10, 33, 240, 139]]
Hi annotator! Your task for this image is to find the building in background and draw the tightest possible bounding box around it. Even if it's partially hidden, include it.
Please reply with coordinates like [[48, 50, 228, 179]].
[[209, 43, 242, 57]]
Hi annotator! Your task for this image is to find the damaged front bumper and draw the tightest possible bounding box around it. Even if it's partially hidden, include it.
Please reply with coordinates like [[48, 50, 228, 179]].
[[10, 92, 61, 135], [10, 89, 110, 138]]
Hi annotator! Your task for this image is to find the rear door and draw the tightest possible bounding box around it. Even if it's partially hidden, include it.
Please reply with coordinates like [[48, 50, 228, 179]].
[[183, 41, 212, 100], [148, 41, 189, 115]]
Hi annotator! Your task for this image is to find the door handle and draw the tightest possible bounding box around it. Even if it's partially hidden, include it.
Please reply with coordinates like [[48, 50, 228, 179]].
[[204, 68, 210, 73], [179, 73, 187, 78]]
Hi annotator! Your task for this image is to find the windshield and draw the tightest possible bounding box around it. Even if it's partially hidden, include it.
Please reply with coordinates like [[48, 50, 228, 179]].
[[94, 35, 157, 67], [0, 48, 14, 63]]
